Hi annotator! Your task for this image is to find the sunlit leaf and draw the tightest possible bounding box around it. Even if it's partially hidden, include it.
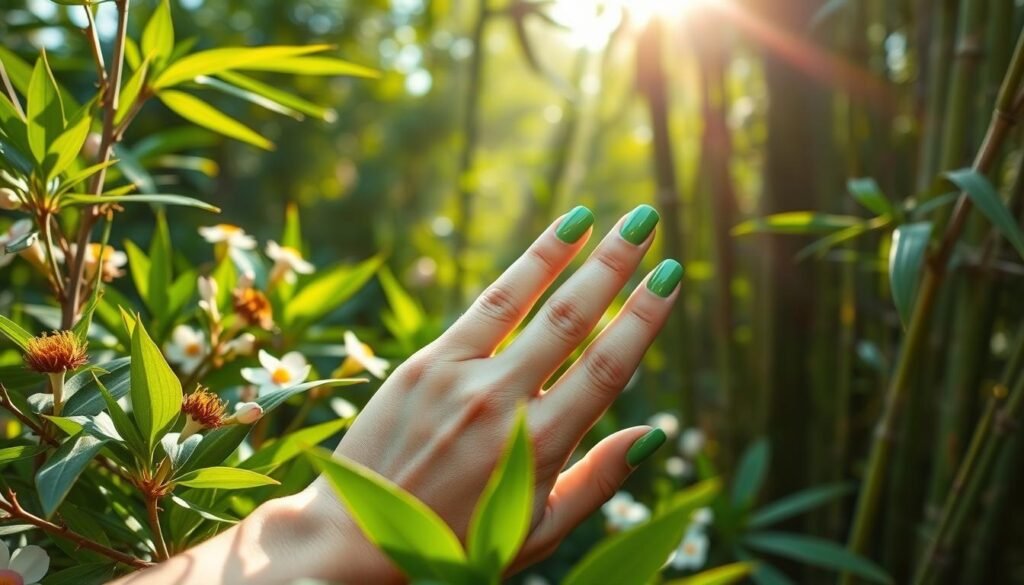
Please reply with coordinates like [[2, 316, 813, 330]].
[[241, 56, 378, 78], [63, 193, 220, 212], [115, 59, 149, 125], [46, 104, 92, 179], [284, 255, 383, 325], [174, 466, 279, 489], [217, 71, 336, 121], [240, 418, 351, 474], [26, 51, 65, 166], [666, 562, 756, 585], [154, 45, 333, 88], [124, 240, 151, 303], [141, 0, 174, 65], [0, 445, 46, 465], [129, 315, 183, 455], [158, 90, 272, 150], [256, 378, 367, 414], [169, 494, 238, 524], [732, 213, 862, 237], [0, 314, 32, 350], [888, 222, 932, 327]]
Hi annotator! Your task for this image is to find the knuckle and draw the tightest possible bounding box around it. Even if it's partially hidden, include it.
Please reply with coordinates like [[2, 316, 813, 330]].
[[392, 356, 428, 387], [462, 389, 503, 422], [592, 246, 631, 278], [594, 466, 620, 503], [544, 297, 591, 344], [581, 349, 630, 397], [628, 301, 659, 327], [526, 243, 559, 274], [475, 285, 519, 326]]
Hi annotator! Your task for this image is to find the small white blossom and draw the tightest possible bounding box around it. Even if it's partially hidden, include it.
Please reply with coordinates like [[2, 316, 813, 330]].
[[679, 428, 706, 458], [197, 275, 220, 322], [668, 529, 709, 571], [335, 331, 390, 379], [601, 491, 650, 531], [199, 224, 256, 250], [70, 243, 126, 282], [330, 397, 359, 419], [0, 541, 49, 585], [164, 325, 207, 374], [522, 575, 550, 585], [266, 240, 314, 285], [692, 507, 713, 526], [221, 332, 257, 357], [665, 456, 691, 479], [647, 412, 680, 439], [241, 350, 311, 395]]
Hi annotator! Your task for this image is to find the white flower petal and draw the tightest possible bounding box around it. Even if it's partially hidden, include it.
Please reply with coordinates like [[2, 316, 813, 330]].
[[241, 367, 271, 386], [265, 240, 282, 260], [292, 257, 315, 274], [9, 545, 49, 583], [364, 356, 390, 379], [257, 349, 281, 372], [292, 364, 312, 385], [280, 351, 308, 371], [0, 540, 9, 568]]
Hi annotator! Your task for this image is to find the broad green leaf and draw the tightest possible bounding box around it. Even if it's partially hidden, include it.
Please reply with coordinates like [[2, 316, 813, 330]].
[[46, 412, 122, 442], [169, 494, 238, 524], [47, 104, 91, 179], [176, 424, 250, 475], [0, 90, 30, 156], [307, 447, 473, 584], [240, 418, 351, 474], [63, 358, 131, 415], [129, 315, 183, 455], [158, 90, 272, 150], [749, 483, 854, 529], [562, 480, 720, 585], [467, 409, 533, 574], [667, 562, 756, 585], [124, 240, 151, 303], [35, 433, 107, 517], [743, 532, 892, 584], [380, 266, 425, 337], [148, 212, 173, 319], [242, 56, 379, 78], [161, 433, 202, 471], [0, 444, 46, 465], [0, 314, 32, 350], [888, 222, 932, 327], [217, 71, 336, 121], [945, 168, 1024, 259], [63, 193, 220, 212], [175, 466, 279, 489], [115, 59, 149, 125], [732, 213, 862, 237], [285, 255, 383, 324], [154, 45, 333, 88], [847, 178, 893, 217], [256, 378, 367, 414], [732, 439, 770, 508], [26, 51, 65, 166], [94, 376, 146, 459], [141, 0, 174, 65]]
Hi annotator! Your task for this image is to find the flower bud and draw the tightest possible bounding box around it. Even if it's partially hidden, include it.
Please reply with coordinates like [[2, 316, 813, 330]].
[[24, 331, 88, 374], [181, 387, 226, 433], [0, 188, 20, 211], [224, 332, 256, 356], [233, 401, 264, 425]]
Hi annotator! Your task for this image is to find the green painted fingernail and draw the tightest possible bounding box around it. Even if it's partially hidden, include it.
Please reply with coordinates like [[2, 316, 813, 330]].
[[647, 259, 684, 298], [620, 204, 660, 245], [556, 205, 595, 243], [627, 428, 667, 467]]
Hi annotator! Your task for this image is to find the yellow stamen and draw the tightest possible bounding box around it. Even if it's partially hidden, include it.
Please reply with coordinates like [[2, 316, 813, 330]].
[[271, 367, 292, 385]]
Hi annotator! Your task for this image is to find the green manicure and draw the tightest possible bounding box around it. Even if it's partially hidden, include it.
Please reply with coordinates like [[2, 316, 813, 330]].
[[647, 259, 684, 298], [620, 204, 660, 245], [556, 205, 595, 243], [627, 428, 667, 467]]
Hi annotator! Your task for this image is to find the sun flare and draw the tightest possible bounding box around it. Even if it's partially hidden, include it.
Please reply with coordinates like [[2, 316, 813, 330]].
[[549, 0, 716, 49]]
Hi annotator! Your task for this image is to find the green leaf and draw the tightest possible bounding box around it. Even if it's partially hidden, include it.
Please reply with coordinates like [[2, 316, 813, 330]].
[[158, 90, 272, 150], [667, 562, 756, 585], [749, 483, 854, 529], [129, 315, 183, 455], [241, 56, 379, 78], [35, 433, 107, 518], [285, 255, 383, 325], [240, 418, 351, 474], [0, 314, 33, 350], [307, 447, 473, 584], [732, 439, 770, 508], [115, 59, 149, 126], [217, 71, 336, 121], [174, 466, 279, 489], [256, 378, 367, 414], [0, 444, 46, 465], [380, 266, 425, 339], [47, 104, 91, 179], [945, 168, 1024, 259], [193, 75, 306, 120], [732, 212, 863, 236], [169, 494, 238, 524], [888, 222, 932, 327], [63, 358, 131, 416], [148, 212, 173, 320], [63, 193, 220, 212], [161, 433, 202, 471], [26, 51, 65, 166], [847, 178, 893, 217], [467, 409, 533, 574], [154, 45, 333, 89], [177, 424, 250, 475], [562, 480, 721, 585], [743, 532, 892, 584], [94, 376, 146, 459], [141, 0, 174, 65], [124, 240, 151, 304], [57, 160, 118, 193]]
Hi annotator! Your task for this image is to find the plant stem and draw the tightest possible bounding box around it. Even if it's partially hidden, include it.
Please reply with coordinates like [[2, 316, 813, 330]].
[[64, 0, 130, 330], [0, 490, 152, 569], [146, 493, 170, 561], [0, 59, 24, 118], [841, 25, 1024, 584], [82, 5, 107, 86]]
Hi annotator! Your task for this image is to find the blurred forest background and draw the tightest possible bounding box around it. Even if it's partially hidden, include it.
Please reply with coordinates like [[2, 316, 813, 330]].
[[5, 0, 1024, 583]]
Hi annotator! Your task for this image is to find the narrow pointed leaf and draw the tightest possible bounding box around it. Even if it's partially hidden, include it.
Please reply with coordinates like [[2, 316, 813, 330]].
[[888, 222, 932, 327], [0, 314, 32, 350], [732, 213, 862, 236], [749, 483, 854, 529], [129, 315, 183, 454], [154, 45, 332, 88], [63, 193, 220, 212], [26, 52, 65, 166], [847, 178, 893, 217], [158, 90, 272, 150], [743, 532, 892, 584], [141, 0, 174, 64], [284, 256, 382, 324], [174, 466, 279, 489], [667, 562, 756, 585], [945, 168, 1024, 259], [732, 439, 770, 508]]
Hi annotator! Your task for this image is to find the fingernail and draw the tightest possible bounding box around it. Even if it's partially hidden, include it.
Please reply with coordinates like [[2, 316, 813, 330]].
[[626, 428, 667, 467], [620, 204, 660, 245], [646, 259, 684, 298], [556, 205, 595, 243]]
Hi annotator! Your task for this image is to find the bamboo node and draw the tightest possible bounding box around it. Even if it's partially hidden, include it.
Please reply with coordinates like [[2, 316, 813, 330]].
[[992, 384, 1009, 399]]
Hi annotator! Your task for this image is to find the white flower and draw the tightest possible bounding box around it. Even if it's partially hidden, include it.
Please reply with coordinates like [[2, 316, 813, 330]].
[[668, 529, 709, 571], [232, 401, 264, 424], [197, 276, 220, 322], [330, 397, 359, 419], [241, 350, 311, 395], [221, 333, 256, 357], [665, 456, 691, 479], [70, 243, 126, 282], [335, 331, 390, 379], [692, 507, 713, 526], [680, 428, 706, 458], [601, 491, 650, 531], [266, 240, 314, 285], [198, 224, 256, 250], [647, 412, 680, 439], [0, 541, 49, 585], [0, 220, 33, 268], [164, 325, 207, 374], [0, 187, 20, 210]]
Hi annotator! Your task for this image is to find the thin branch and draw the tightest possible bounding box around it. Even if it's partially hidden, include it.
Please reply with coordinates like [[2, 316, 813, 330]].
[[0, 59, 24, 118], [82, 5, 107, 86], [0, 490, 152, 569], [145, 494, 170, 561]]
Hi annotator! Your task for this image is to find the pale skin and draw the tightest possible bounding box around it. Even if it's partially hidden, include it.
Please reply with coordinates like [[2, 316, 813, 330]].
[[113, 206, 679, 584]]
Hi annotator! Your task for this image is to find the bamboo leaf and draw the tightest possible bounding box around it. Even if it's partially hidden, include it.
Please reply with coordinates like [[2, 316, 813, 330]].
[[193, 75, 305, 120], [284, 255, 383, 325], [115, 59, 149, 125], [743, 532, 892, 584], [63, 193, 220, 212], [216, 71, 336, 121], [847, 177, 893, 217], [153, 45, 333, 88], [129, 315, 183, 455], [174, 466, 279, 489], [26, 51, 65, 167], [0, 445, 46, 465], [888, 222, 932, 327], [46, 104, 92, 179], [158, 90, 272, 150], [240, 418, 351, 474], [307, 447, 473, 584], [562, 481, 720, 585], [35, 433, 107, 518], [141, 0, 174, 65], [241, 56, 379, 78], [666, 562, 756, 585], [732, 213, 862, 236], [945, 168, 1024, 259], [732, 439, 770, 508], [749, 483, 854, 529]]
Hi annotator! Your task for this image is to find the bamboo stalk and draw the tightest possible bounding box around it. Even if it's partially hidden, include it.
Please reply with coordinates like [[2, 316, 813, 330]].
[[841, 25, 1024, 585]]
